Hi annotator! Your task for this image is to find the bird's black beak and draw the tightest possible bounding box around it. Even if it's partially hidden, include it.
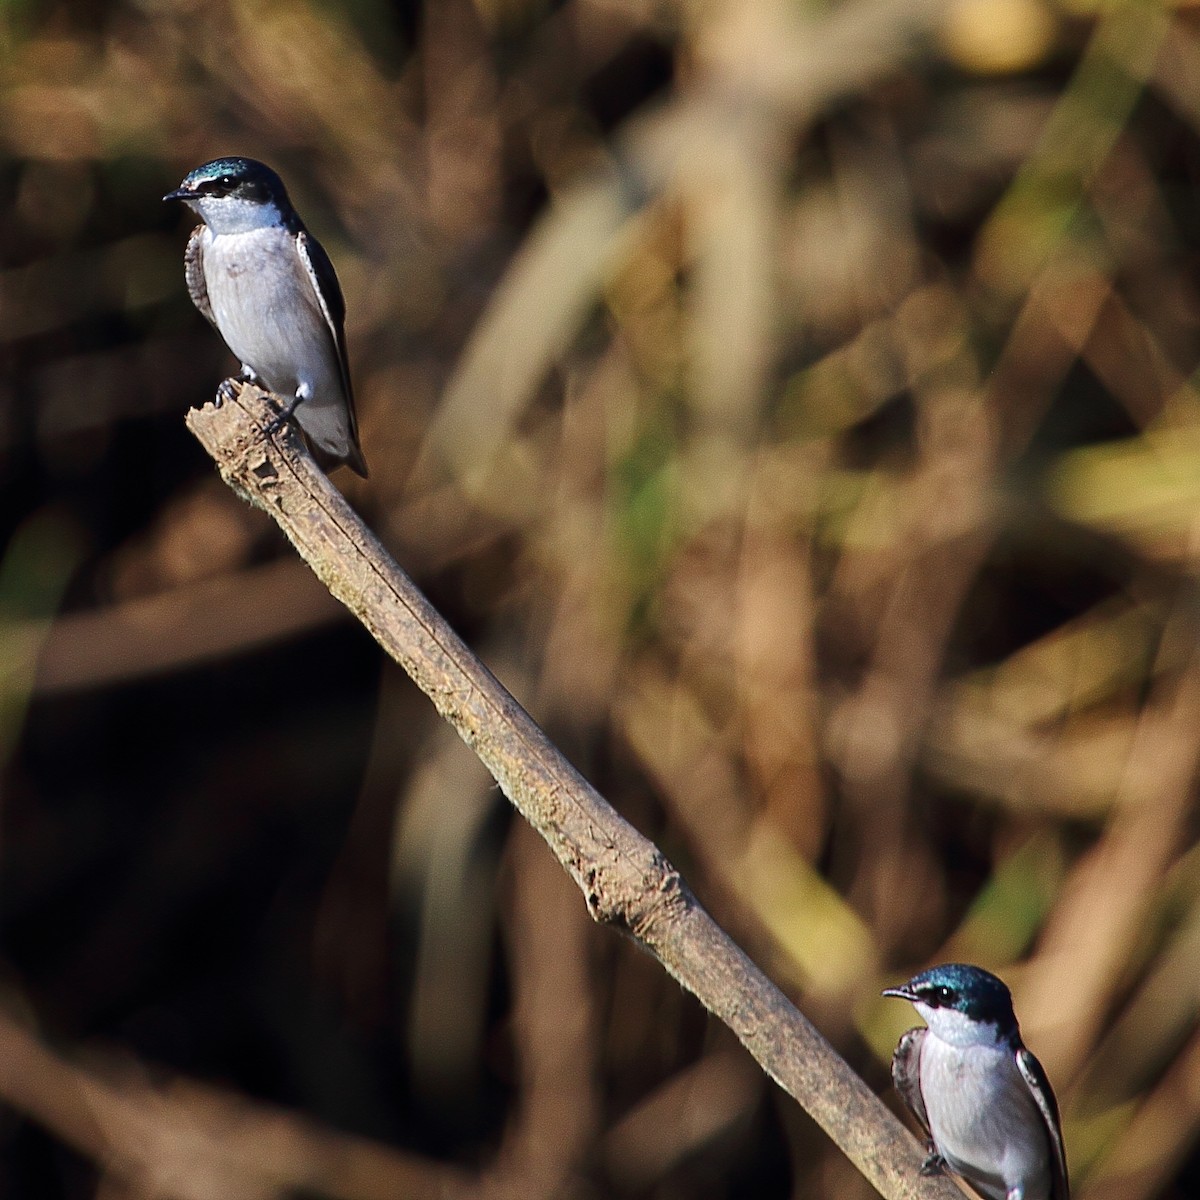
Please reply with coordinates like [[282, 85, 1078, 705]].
[[881, 985, 918, 1002], [162, 186, 192, 203]]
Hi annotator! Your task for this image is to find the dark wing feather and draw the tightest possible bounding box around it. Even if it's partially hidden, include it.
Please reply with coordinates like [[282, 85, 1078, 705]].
[[295, 228, 367, 476], [892, 1027, 931, 1139], [1016, 1048, 1069, 1199], [183, 225, 216, 326]]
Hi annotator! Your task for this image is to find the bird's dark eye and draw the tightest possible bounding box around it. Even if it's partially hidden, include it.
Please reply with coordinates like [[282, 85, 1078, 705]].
[[920, 984, 955, 1007], [219, 176, 235, 188]]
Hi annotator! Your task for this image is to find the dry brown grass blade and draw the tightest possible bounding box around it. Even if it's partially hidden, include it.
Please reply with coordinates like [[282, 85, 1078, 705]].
[[426, 0, 955, 496], [424, 176, 648, 490], [490, 820, 602, 1198], [186, 382, 961, 1200], [0, 1006, 470, 1200], [601, 1048, 763, 1189], [1023, 589, 1200, 1084], [1080, 1019, 1200, 1200], [30, 558, 345, 693]]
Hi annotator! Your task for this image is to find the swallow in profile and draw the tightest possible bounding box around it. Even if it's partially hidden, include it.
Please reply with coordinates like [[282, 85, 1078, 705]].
[[164, 156, 367, 476], [883, 963, 1069, 1200]]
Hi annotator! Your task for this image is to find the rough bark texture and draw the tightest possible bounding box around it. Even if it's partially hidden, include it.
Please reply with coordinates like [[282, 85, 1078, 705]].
[[186, 383, 962, 1200]]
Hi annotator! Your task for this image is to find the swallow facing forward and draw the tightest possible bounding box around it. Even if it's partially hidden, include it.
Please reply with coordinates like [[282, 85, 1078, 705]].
[[883, 963, 1068, 1200], [165, 156, 367, 476]]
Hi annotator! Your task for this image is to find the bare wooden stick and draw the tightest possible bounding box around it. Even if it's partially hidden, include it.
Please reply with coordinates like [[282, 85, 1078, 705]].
[[186, 384, 960, 1200]]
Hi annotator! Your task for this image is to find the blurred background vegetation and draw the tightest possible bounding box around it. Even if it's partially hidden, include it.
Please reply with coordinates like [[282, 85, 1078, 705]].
[[2, 0, 1200, 1195]]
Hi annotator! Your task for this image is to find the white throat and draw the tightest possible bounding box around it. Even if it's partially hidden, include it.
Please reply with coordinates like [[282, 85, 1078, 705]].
[[915, 1002, 1008, 1049], [188, 193, 282, 235]]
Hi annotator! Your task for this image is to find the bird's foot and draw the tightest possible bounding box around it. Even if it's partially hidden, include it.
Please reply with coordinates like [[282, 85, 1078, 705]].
[[262, 394, 303, 439], [216, 378, 239, 408], [919, 1151, 947, 1178]]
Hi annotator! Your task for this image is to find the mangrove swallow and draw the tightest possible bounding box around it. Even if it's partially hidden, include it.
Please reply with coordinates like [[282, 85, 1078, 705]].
[[883, 963, 1069, 1200], [164, 156, 368, 476]]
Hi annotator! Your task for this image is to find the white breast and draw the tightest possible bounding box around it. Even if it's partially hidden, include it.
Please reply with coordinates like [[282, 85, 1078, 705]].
[[919, 1035, 1053, 1200], [200, 225, 341, 403], [195, 221, 360, 465]]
